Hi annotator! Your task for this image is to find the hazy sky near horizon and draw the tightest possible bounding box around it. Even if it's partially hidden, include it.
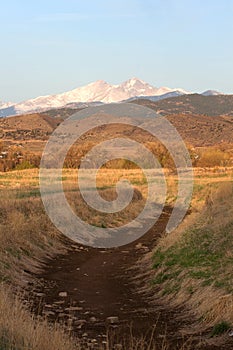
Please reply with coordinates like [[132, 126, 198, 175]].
[[1, 0, 233, 102]]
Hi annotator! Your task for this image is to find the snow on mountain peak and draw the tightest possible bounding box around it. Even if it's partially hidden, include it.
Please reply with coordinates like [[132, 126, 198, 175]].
[[122, 77, 150, 87], [0, 100, 14, 109], [202, 90, 222, 96], [0, 78, 191, 117]]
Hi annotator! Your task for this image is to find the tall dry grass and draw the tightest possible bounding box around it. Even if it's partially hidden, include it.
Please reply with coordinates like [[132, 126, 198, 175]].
[[0, 286, 78, 350], [0, 190, 66, 285], [0, 189, 79, 350], [152, 181, 233, 331]]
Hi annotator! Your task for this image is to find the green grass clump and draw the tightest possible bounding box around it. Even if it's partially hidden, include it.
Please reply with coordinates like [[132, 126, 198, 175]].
[[153, 222, 233, 293], [210, 321, 231, 337]]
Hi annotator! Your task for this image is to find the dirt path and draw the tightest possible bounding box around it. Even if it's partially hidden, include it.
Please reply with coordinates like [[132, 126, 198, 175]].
[[30, 207, 228, 349]]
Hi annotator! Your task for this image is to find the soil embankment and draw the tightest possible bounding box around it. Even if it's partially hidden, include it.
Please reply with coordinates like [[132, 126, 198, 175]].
[[30, 207, 230, 349]]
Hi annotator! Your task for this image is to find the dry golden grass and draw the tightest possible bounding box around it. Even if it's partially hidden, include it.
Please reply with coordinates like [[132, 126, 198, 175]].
[[0, 282, 192, 350], [0, 286, 78, 350], [0, 167, 232, 349], [152, 180, 233, 331], [0, 190, 79, 350]]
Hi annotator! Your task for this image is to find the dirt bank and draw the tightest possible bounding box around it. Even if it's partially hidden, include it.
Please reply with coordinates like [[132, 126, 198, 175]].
[[29, 207, 231, 349]]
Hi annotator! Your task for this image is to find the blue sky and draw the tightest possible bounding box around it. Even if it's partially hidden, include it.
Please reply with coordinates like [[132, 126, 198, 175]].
[[1, 0, 233, 102]]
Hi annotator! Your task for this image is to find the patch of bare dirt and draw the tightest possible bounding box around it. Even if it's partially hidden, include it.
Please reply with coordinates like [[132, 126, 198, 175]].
[[27, 207, 233, 349]]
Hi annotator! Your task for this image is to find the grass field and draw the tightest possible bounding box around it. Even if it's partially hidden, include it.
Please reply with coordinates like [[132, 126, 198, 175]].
[[0, 167, 232, 349]]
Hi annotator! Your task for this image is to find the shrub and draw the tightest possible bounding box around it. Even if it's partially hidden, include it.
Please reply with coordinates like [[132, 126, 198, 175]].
[[15, 160, 35, 170], [196, 149, 230, 167]]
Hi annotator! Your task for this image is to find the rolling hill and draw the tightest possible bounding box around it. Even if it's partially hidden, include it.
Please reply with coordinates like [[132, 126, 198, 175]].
[[131, 94, 233, 116]]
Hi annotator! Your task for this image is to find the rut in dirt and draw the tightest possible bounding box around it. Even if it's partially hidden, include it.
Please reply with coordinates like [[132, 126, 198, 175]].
[[29, 207, 225, 349]]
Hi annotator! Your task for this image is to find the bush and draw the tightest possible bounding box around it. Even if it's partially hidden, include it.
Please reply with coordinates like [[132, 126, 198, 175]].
[[196, 149, 230, 167], [15, 160, 35, 170]]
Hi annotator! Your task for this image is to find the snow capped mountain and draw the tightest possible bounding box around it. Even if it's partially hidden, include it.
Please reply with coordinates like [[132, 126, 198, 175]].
[[201, 90, 222, 96], [119, 77, 156, 96], [0, 78, 190, 117], [0, 100, 14, 109], [124, 90, 185, 102]]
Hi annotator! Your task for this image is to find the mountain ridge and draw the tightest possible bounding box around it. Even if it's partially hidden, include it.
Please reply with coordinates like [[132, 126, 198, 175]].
[[131, 94, 233, 117], [0, 78, 227, 118], [0, 78, 190, 117]]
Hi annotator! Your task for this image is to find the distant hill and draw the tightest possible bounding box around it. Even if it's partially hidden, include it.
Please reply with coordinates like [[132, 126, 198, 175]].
[[166, 113, 233, 146], [1, 105, 233, 171], [131, 94, 233, 116], [1, 108, 233, 149], [0, 113, 62, 150], [0, 113, 61, 133], [34, 94, 233, 120], [40, 107, 81, 120]]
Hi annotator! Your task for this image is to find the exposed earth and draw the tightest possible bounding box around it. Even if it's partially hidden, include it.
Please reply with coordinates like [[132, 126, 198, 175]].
[[28, 207, 233, 350]]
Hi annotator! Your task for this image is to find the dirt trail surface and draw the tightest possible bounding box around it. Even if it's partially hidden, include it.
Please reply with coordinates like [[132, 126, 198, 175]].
[[30, 208, 231, 349]]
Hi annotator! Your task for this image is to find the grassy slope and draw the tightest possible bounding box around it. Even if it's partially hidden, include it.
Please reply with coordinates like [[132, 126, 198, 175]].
[[152, 180, 233, 333], [0, 173, 78, 349], [0, 287, 78, 350]]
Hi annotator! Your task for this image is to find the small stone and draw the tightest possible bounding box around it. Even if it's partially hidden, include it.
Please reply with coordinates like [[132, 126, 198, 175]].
[[59, 291, 67, 297], [53, 300, 65, 305], [114, 345, 123, 350], [74, 319, 87, 326], [142, 245, 150, 252], [67, 318, 74, 325], [136, 243, 143, 249], [90, 316, 97, 323], [65, 306, 83, 312], [158, 334, 166, 339], [43, 310, 55, 316], [135, 243, 149, 251], [106, 316, 119, 324]]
